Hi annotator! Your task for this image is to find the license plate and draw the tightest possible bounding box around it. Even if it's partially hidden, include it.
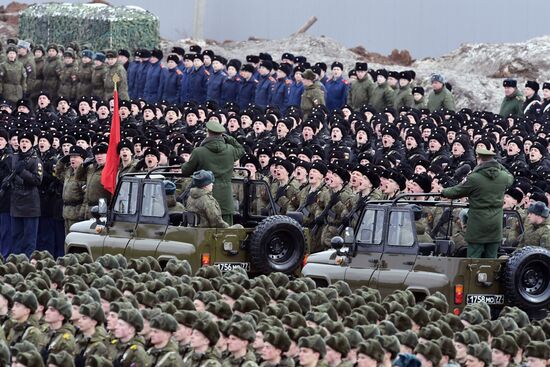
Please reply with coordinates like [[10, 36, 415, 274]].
[[466, 294, 504, 305], [214, 262, 251, 272]]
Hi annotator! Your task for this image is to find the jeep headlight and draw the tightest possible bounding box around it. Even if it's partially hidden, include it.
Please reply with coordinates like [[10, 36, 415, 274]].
[[223, 241, 234, 252], [477, 272, 488, 283]]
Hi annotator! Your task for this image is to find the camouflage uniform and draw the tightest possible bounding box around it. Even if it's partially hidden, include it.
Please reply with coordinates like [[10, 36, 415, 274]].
[[42, 55, 62, 100], [185, 187, 229, 228], [320, 187, 354, 249], [41, 323, 76, 361], [148, 340, 183, 366], [83, 163, 111, 217], [18, 52, 37, 98], [74, 326, 109, 367], [259, 358, 295, 367], [0, 57, 26, 103], [5, 319, 45, 349], [182, 348, 222, 367], [76, 61, 94, 98], [503, 209, 523, 246], [33, 54, 45, 98], [104, 62, 129, 100], [55, 161, 86, 234], [222, 350, 258, 367], [58, 61, 79, 101], [517, 220, 550, 249], [115, 336, 152, 367], [92, 63, 106, 98], [301, 81, 325, 120], [270, 179, 300, 214]]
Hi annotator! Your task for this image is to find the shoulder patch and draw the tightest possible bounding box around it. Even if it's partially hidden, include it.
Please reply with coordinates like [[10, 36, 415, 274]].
[[176, 69, 183, 75], [130, 344, 138, 350], [343, 79, 349, 85], [63, 333, 70, 340], [111, 339, 118, 345], [204, 70, 210, 76]]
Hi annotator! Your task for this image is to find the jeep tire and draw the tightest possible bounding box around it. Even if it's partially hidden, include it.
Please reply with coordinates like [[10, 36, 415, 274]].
[[248, 215, 306, 274], [503, 246, 550, 310]]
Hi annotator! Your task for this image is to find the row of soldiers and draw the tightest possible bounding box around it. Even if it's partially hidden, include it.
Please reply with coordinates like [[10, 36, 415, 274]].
[[0, 39, 127, 105], [2, 76, 550, 256], [1, 250, 550, 367]]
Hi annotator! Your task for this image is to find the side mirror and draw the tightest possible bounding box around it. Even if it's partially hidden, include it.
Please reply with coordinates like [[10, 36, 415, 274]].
[[331, 236, 345, 250], [90, 205, 100, 221], [343, 227, 355, 244], [98, 198, 108, 215]]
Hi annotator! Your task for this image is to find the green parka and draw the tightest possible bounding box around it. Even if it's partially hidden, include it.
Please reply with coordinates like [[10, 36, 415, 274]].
[[347, 77, 373, 111], [442, 160, 513, 244], [0, 59, 26, 102], [181, 134, 245, 217], [427, 87, 455, 112]]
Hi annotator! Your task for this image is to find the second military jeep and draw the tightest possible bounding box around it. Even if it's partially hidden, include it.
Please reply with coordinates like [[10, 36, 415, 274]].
[[65, 167, 307, 275], [302, 193, 550, 317]]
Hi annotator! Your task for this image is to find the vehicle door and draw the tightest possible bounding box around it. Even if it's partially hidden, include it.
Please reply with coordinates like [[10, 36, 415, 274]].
[[126, 179, 170, 258], [375, 208, 419, 295], [102, 178, 139, 256], [344, 206, 385, 288]]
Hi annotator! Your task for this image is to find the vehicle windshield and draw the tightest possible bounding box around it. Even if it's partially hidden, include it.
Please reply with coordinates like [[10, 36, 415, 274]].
[[357, 208, 384, 245], [113, 180, 139, 215]]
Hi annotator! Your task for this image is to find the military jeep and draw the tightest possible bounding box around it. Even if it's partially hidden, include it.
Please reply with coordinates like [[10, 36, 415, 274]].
[[302, 193, 550, 317], [65, 167, 307, 275]]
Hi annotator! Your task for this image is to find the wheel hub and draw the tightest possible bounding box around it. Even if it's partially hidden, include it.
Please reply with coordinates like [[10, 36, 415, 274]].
[[268, 236, 290, 261], [523, 268, 543, 293]]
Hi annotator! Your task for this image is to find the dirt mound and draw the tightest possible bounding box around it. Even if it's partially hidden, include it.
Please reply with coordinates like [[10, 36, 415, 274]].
[[349, 46, 413, 66]]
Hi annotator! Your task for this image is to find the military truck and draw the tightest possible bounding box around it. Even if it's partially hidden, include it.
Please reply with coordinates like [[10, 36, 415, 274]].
[[65, 167, 307, 275], [302, 193, 550, 317]]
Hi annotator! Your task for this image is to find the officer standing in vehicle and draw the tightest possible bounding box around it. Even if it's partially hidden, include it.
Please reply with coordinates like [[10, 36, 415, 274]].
[[441, 147, 513, 258], [180, 120, 245, 225]]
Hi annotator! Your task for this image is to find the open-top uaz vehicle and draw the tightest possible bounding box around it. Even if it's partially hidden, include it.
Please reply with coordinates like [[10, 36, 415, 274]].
[[65, 167, 307, 275], [302, 193, 550, 317]]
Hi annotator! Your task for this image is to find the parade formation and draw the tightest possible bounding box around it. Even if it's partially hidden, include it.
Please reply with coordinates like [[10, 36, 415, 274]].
[[0, 23, 548, 367]]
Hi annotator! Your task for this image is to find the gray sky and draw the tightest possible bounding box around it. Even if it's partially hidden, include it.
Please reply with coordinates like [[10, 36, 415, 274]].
[[16, 0, 550, 58]]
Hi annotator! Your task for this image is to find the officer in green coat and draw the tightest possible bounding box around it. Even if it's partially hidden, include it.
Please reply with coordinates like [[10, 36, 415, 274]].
[[16, 40, 37, 100], [181, 120, 245, 225], [370, 69, 395, 113], [83, 143, 111, 216], [347, 62, 373, 111], [427, 74, 455, 112], [516, 201, 550, 249], [58, 50, 79, 102], [42, 44, 62, 100], [499, 79, 524, 117], [394, 71, 414, 110], [91, 52, 106, 99], [76, 50, 94, 98], [441, 147, 513, 258], [0, 45, 26, 103], [103, 50, 129, 100], [300, 69, 325, 120], [185, 170, 230, 228]]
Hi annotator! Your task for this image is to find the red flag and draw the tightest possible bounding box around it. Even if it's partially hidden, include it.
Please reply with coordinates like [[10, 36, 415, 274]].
[[101, 89, 120, 194]]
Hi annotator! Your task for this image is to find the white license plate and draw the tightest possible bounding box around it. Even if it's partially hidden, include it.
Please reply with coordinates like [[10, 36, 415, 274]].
[[466, 294, 504, 305], [214, 262, 251, 272]]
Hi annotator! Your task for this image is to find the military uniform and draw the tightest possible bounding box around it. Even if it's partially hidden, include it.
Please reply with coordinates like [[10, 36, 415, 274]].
[[394, 85, 414, 110], [76, 61, 94, 98], [182, 348, 222, 367], [104, 62, 129, 100], [148, 340, 183, 367], [427, 87, 455, 112], [18, 52, 37, 99], [41, 323, 76, 361], [75, 326, 110, 367], [92, 63, 107, 98], [55, 161, 86, 234], [58, 61, 79, 101], [320, 187, 354, 249], [347, 77, 373, 111], [42, 55, 62, 100], [33, 54, 45, 98], [185, 187, 229, 228], [83, 163, 111, 217], [115, 336, 151, 367], [270, 179, 300, 214], [369, 82, 394, 112], [499, 90, 524, 117], [517, 220, 550, 249], [301, 81, 325, 120], [222, 350, 258, 367], [6, 319, 45, 348], [0, 57, 26, 103]]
